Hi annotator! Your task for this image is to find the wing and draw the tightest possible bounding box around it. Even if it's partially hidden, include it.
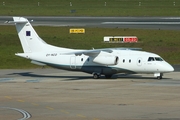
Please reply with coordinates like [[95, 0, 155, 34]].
[[72, 49, 113, 56], [64, 47, 141, 56]]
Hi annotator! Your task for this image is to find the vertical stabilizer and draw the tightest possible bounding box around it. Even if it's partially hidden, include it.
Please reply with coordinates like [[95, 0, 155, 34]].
[[13, 17, 47, 53]]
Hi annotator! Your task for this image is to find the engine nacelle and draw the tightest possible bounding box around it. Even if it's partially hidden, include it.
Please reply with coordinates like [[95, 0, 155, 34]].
[[93, 55, 119, 65]]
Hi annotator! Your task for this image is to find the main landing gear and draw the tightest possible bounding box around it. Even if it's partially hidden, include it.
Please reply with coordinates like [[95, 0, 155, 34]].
[[93, 73, 100, 79], [93, 73, 113, 79], [105, 75, 112, 79]]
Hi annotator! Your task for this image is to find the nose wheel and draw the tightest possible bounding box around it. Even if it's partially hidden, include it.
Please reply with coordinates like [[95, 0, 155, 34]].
[[154, 73, 163, 80], [157, 75, 162, 80]]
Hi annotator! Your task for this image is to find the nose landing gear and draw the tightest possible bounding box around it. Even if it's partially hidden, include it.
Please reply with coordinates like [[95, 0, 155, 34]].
[[157, 75, 162, 80], [154, 73, 163, 80]]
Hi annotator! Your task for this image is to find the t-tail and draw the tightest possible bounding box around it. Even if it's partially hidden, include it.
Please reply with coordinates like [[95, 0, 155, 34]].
[[12, 17, 72, 55]]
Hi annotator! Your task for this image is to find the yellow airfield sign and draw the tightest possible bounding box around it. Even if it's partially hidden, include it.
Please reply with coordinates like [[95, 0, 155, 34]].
[[69, 28, 85, 33]]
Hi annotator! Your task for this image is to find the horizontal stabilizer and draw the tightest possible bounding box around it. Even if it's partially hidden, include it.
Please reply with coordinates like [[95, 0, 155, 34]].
[[6, 20, 28, 24], [6, 17, 29, 24], [15, 53, 30, 59]]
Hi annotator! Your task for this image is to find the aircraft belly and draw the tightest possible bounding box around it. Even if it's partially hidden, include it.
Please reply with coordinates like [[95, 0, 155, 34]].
[[81, 66, 135, 75]]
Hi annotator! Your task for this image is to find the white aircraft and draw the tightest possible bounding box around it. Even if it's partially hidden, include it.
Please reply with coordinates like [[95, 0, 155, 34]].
[[9, 17, 174, 79]]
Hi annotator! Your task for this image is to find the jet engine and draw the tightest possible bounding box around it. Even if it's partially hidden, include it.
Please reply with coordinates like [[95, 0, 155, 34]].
[[93, 51, 119, 65]]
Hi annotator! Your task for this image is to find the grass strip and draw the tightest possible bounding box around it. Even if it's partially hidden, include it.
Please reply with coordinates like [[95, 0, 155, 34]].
[[0, 0, 180, 16]]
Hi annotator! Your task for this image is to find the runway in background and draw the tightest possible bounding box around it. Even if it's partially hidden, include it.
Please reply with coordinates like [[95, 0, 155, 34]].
[[1, 16, 180, 30]]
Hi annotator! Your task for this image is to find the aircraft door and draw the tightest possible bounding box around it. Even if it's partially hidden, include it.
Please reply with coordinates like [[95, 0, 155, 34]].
[[70, 56, 76, 69]]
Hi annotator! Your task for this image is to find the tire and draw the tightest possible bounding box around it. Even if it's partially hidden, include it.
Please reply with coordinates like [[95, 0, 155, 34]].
[[157, 76, 162, 80], [93, 73, 99, 79]]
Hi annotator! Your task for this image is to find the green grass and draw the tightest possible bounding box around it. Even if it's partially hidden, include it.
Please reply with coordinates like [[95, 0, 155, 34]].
[[0, 25, 180, 68], [0, 0, 180, 16]]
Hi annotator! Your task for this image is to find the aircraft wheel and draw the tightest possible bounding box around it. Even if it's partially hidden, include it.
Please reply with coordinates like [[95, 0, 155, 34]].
[[93, 73, 100, 79], [157, 76, 162, 80], [154, 73, 163, 80]]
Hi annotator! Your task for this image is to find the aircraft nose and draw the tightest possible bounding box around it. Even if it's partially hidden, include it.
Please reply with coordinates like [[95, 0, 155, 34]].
[[158, 62, 174, 72], [164, 63, 174, 72], [168, 65, 174, 72]]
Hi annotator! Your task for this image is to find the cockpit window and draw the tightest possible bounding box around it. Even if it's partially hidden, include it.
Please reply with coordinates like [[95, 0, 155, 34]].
[[148, 57, 155, 61], [155, 57, 163, 61], [148, 57, 163, 62]]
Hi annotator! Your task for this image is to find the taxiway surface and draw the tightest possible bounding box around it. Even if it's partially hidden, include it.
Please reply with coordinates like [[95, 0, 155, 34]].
[[0, 69, 180, 120]]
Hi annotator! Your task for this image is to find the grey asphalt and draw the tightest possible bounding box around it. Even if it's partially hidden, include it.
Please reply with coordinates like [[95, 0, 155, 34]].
[[0, 69, 180, 120], [1, 16, 180, 30]]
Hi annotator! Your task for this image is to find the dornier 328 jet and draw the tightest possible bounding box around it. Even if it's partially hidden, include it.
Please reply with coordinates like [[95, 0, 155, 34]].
[[8, 17, 174, 79]]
